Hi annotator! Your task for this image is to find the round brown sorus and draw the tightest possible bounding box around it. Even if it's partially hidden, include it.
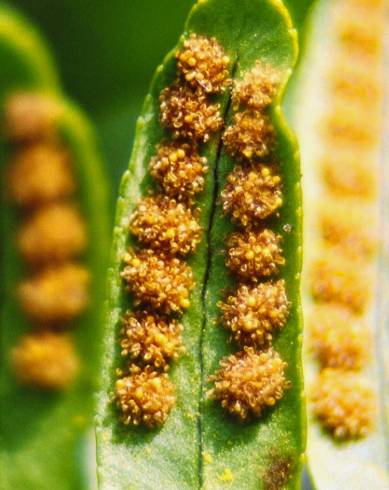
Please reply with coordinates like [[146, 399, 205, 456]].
[[319, 198, 377, 259], [176, 33, 230, 94], [7, 142, 75, 208], [226, 228, 285, 281], [232, 60, 280, 111], [120, 311, 184, 370], [221, 164, 283, 226], [311, 368, 377, 439], [323, 104, 378, 148], [12, 331, 79, 390], [5, 92, 61, 141], [223, 111, 274, 161], [321, 152, 377, 199], [149, 141, 208, 201], [329, 63, 380, 104], [18, 203, 87, 266], [130, 195, 202, 256], [310, 248, 370, 314], [160, 82, 222, 142], [208, 346, 289, 420], [308, 304, 372, 370], [219, 280, 289, 348], [337, 15, 381, 58], [18, 263, 90, 324], [115, 365, 176, 428], [121, 248, 194, 315]]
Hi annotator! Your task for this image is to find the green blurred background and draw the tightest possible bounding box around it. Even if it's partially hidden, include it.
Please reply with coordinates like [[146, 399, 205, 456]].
[[13, 0, 312, 212]]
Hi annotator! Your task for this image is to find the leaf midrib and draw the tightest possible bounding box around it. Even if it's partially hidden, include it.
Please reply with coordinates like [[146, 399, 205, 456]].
[[197, 56, 239, 487]]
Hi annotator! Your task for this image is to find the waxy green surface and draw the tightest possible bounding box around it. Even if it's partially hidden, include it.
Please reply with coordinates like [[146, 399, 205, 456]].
[[96, 0, 304, 488], [0, 4, 110, 489]]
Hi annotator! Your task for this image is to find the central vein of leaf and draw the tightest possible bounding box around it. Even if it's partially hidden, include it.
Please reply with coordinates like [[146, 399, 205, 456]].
[[197, 57, 238, 487]]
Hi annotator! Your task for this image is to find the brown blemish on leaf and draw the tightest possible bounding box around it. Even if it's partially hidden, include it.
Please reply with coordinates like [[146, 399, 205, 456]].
[[263, 453, 293, 490]]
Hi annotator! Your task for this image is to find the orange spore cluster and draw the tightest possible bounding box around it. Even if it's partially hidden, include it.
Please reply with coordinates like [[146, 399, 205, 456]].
[[226, 228, 284, 280], [118, 32, 230, 427], [12, 331, 79, 390], [338, 17, 381, 58], [18, 263, 90, 325], [18, 203, 87, 265], [5, 92, 61, 141], [221, 165, 282, 225], [321, 153, 377, 200], [311, 368, 377, 439], [330, 64, 380, 103], [208, 347, 289, 420], [176, 33, 230, 93], [324, 105, 378, 148], [7, 143, 75, 208], [232, 60, 280, 111], [120, 311, 184, 370], [320, 198, 377, 259], [5, 92, 90, 392], [308, 304, 372, 370], [149, 141, 208, 201], [310, 249, 370, 314], [223, 111, 274, 161], [122, 249, 194, 315], [219, 281, 289, 348], [160, 83, 222, 142], [115, 365, 176, 428], [130, 195, 202, 256]]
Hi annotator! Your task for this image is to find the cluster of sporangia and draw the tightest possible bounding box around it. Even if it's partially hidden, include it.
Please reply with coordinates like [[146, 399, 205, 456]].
[[5, 93, 89, 390], [116, 33, 291, 427], [208, 61, 291, 421], [116, 33, 227, 428], [309, 0, 382, 439]]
